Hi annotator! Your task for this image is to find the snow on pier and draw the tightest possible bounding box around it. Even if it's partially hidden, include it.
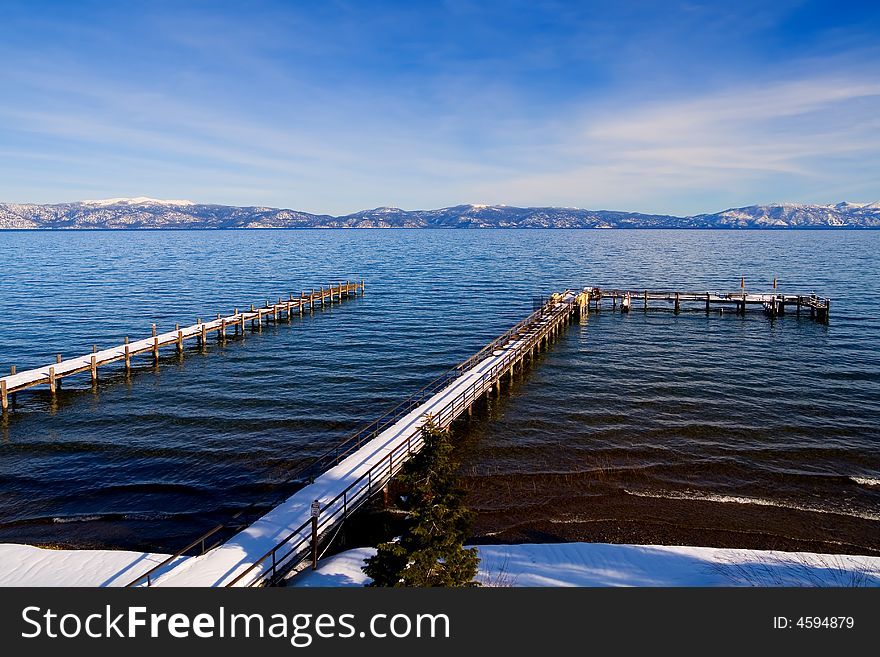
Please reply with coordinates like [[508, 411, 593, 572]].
[[0, 281, 364, 411], [133, 291, 584, 587]]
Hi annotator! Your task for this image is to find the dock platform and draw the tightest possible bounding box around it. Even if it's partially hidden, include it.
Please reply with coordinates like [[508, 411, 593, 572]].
[[1, 281, 364, 412]]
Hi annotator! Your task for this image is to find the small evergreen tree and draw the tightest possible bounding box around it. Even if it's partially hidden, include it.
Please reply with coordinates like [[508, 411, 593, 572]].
[[363, 421, 480, 587]]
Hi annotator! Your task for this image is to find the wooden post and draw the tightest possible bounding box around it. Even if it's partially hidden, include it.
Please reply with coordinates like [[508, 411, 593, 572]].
[[201, 322, 207, 345], [256, 309, 262, 331], [91, 355, 97, 382], [705, 292, 710, 314], [49, 367, 56, 394], [220, 318, 226, 341], [674, 292, 680, 314], [177, 328, 184, 354], [300, 293, 305, 316], [1, 380, 7, 412], [362, 279, 365, 294], [56, 353, 62, 364], [124, 337, 131, 372], [152, 323, 157, 337], [153, 336, 159, 364], [644, 290, 648, 311]]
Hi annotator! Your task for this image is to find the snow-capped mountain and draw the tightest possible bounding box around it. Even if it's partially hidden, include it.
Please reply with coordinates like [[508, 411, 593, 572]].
[[0, 200, 878, 229], [79, 197, 196, 207]]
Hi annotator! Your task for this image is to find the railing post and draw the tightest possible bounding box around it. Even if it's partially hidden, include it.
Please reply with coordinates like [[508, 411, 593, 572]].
[[311, 500, 320, 571]]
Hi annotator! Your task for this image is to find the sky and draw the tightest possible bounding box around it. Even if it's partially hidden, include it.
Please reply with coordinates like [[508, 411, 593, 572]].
[[0, 0, 878, 215]]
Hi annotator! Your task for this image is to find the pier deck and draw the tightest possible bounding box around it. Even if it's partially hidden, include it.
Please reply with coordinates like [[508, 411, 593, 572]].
[[132, 290, 584, 586], [1, 281, 364, 412], [584, 287, 830, 320]]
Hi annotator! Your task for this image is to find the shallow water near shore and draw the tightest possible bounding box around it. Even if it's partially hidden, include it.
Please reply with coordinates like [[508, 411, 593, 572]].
[[0, 229, 877, 555]]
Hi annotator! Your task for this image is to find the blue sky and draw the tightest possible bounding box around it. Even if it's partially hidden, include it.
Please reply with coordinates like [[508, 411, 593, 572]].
[[1, 0, 878, 214]]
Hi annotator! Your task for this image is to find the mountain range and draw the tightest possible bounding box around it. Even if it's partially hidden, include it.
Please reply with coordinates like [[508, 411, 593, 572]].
[[1, 198, 879, 229]]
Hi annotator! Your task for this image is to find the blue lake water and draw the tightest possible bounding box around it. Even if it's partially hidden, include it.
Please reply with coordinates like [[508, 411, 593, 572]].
[[0, 229, 877, 554]]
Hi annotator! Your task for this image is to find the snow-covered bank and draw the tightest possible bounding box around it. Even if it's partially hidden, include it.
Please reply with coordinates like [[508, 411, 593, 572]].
[[3, 541, 878, 587], [292, 543, 880, 587], [0, 544, 184, 587]]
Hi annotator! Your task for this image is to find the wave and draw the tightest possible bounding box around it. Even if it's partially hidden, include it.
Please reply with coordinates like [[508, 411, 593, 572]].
[[624, 488, 880, 522], [849, 476, 880, 487], [51, 511, 179, 524], [52, 515, 104, 524]]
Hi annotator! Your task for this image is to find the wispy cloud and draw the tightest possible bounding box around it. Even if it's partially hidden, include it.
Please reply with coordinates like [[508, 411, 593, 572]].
[[472, 76, 880, 212]]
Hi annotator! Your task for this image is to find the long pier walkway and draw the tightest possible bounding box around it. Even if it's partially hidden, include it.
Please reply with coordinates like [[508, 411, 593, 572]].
[[1, 281, 364, 412], [133, 290, 587, 586]]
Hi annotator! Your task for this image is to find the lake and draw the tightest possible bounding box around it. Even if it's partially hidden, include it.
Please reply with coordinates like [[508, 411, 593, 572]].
[[0, 229, 877, 555]]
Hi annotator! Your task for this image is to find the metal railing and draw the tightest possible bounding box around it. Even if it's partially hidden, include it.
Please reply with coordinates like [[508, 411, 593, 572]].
[[127, 293, 576, 587], [224, 294, 577, 587]]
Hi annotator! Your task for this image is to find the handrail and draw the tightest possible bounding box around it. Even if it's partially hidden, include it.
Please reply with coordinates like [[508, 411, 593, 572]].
[[224, 294, 577, 587]]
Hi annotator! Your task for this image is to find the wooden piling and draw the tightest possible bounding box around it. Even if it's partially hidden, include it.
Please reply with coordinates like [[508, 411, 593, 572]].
[[674, 292, 680, 314], [1, 380, 7, 411], [0, 280, 361, 405]]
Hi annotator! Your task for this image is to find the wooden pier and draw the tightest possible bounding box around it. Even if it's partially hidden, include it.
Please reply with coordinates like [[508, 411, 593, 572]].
[[131, 289, 588, 586], [0, 281, 364, 412], [581, 287, 830, 321]]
